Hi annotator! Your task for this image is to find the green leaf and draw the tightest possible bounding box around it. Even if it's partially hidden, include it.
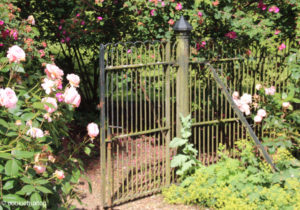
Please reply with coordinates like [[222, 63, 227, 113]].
[[32, 102, 45, 110], [0, 153, 12, 159], [21, 176, 34, 184], [2, 194, 26, 202], [18, 185, 35, 195], [34, 179, 49, 185], [5, 159, 19, 176], [169, 137, 188, 148], [30, 192, 42, 208], [36, 186, 52, 194], [0, 119, 9, 128], [12, 150, 35, 159], [3, 180, 15, 190], [171, 154, 189, 168], [84, 147, 91, 156], [21, 113, 36, 121]]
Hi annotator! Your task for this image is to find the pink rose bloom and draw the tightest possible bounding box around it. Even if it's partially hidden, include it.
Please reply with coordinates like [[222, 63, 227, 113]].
[[27, 127, 44, 138], [233, 99, 242, 108], [282, 102, 290, 109], [150, 9, 155, 16], [258, 1, 267, 10], [33, 165, 46, 174], [278, 43, 286, 51], [225, 31, 237, 39], [255, 84, 262, 90], [97, 16, 103, 21], [42, 97, 58, 113], [257, 109, 267, 118], [43, 113, 52, 122], [64, 87, 81, 107], [7, 45, 26, 63], [275, 29, 280, 35], [232, 91, 239, 100], [55, 93, 64, 102], [240, 93, 252, 104], [168, 19, 174, 25], [41, 78, 56, 95], [239, 103, 251, 115], [45, 64, 64, 80], [265, 86, 276, 95], [161, 1, 165, 7], [175, 3, 182, 10], [87, 122, 99, 139], [0, 20, 4, 25], [254, 115, 262, 123], [54, 170, 65, 180], [198, 11, 203, 17], [67, 74, 80, 87], [27, 15, 35, 25], [269, 6, 280, 13], [55, 79, 63, 90], [0, 88, 18, 109]]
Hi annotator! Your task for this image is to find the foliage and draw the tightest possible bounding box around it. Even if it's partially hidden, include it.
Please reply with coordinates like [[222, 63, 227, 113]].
[[13, 0, 300, 107], [0, 2, 95, 209], [169, 115, 200, 180], [163, 140, 300, 209]]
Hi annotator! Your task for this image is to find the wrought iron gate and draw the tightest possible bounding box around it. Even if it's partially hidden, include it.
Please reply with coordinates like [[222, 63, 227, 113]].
[[99, 17, 292, 208]]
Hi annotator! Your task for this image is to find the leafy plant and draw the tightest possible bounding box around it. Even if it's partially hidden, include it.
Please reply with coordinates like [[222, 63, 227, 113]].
[[169, 114, 200, 180], [163, 139, 300, 209]]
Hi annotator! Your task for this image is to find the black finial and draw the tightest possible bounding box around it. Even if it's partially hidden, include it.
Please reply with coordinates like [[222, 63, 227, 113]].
[[173, 16, 193, 32]]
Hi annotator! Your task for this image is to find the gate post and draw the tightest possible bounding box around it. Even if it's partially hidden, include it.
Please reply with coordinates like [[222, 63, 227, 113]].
[[99, 44, 106, 207], [173, 16, 192, 137]]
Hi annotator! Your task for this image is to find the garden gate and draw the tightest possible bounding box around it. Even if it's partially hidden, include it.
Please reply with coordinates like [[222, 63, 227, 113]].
[[99, 17, 291, 208]]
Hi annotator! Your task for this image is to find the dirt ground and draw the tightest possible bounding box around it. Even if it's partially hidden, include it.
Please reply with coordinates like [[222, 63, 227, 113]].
[[73, 158, 201, 210]]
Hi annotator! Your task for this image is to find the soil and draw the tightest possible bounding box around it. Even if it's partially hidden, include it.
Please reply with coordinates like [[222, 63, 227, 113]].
[[73, 158, 201, 210]]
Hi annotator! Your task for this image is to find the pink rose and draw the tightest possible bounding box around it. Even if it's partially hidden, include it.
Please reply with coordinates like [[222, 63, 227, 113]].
[[168, 19, 174, 25], [265, 86, 276, 95], [55, 93, 64, 102], [198, 11, 203, 17], [255, 84, 262, 90], [41, 78, 56, 94], [54, 170, 65, 180], [43, 113, 52, 122], [282, 102, 290, 109], [27, 15, 35, 25], [175, 3, 182, 10], [258, 1, 267, 10], [239, 103, 251, 115], [67, 74, 80, 87], [64, 87, 81, 107], [257, 109, 267, 118], [278, 43, 286, 51], [27, 127, 44, 138], [240, 93, 252, 104], [275, 29, 280, 35], [254, 115, 262, 123], [232, 91, 239, 100], [225, 31, 237, 39], [87, 122, 99, 139], [150, 9, 155, 16], [42, 97, 58, 113], [33, 165, 46, 174], [45, 64, 64, 80], [0, 88, 18, 109], [7, 45, 26, 63]]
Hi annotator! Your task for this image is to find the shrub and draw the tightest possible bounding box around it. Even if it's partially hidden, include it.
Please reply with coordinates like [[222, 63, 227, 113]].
[[0, 2, 96, 209]]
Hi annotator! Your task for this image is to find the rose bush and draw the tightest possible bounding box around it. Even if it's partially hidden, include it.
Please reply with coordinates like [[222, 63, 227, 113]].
[[0, 2, 99, 209]]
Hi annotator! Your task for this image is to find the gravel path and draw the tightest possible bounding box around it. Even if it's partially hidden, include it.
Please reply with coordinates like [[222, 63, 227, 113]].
[[73, 158, 201, 210]]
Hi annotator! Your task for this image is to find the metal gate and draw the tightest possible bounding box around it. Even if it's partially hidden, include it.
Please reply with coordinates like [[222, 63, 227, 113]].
[[99, 17, 292, 208]]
